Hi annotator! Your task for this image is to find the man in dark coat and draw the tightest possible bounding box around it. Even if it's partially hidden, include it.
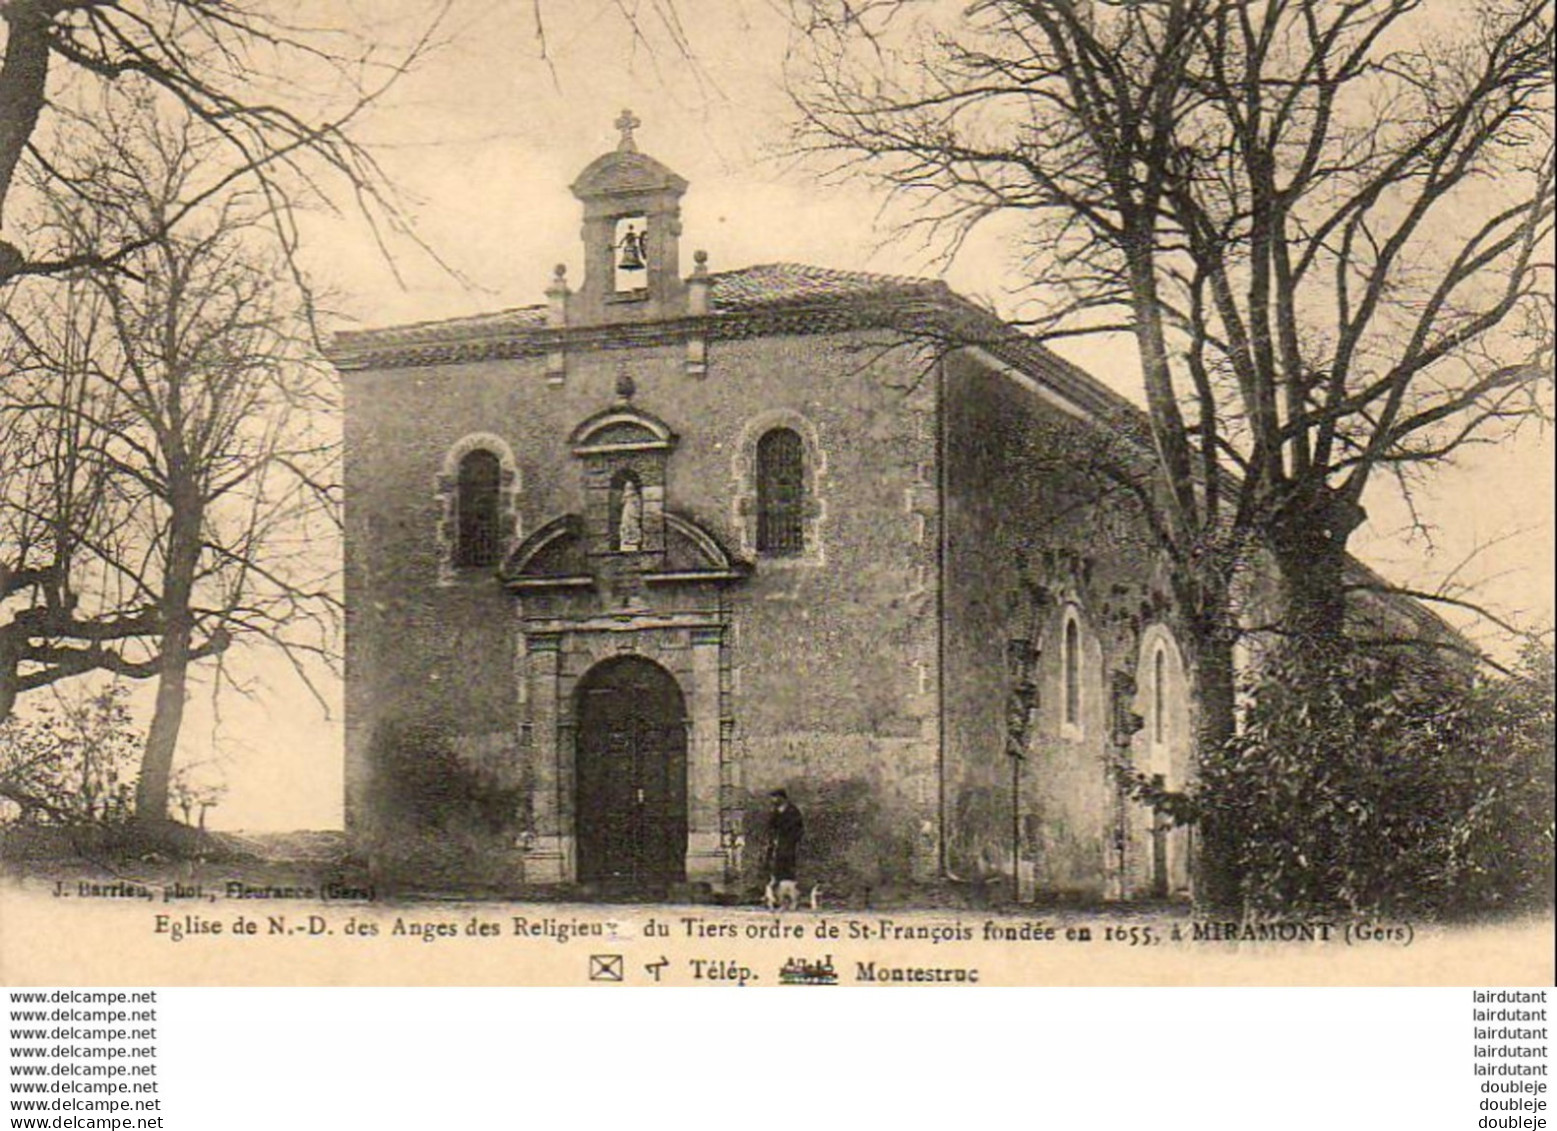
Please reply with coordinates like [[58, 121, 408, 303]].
[[765, 789, 804, 909]]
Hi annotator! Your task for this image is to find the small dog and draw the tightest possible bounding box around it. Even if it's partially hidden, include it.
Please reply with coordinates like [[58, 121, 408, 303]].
[[764, 879, 822, 911]]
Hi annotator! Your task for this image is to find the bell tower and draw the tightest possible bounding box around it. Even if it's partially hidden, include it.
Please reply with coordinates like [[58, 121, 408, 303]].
[[569, 110, 690, 325]]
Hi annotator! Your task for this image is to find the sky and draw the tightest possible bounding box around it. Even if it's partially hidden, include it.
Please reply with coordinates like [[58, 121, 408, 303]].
[[164, 0, 1552, 830]]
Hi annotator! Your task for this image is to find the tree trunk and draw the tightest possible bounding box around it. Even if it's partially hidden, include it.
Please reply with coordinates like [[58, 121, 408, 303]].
[[0, 2, 54, 233], [1186, 615, 1240, 913], [1268, 489, 1362, 671], [134, 616, 192, 823], [134, 491, 203, 824], [0, 630, 19, 720]]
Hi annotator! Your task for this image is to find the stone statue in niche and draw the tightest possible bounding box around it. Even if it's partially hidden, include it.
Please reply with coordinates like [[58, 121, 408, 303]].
[[617, 478, 643, 552]]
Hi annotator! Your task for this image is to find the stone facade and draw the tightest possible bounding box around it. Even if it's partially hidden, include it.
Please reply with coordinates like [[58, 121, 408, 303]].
[[332, 120, 1197, 900]]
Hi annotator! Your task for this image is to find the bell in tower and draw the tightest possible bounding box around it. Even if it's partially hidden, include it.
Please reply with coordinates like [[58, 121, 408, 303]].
[[615, 217, 647, 281], [569, 110, 689, 325]]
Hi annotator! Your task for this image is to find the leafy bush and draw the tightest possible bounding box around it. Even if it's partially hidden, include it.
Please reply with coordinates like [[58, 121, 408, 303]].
[[1443, 645, 1555, 912], [0, 685, 141, 824], [1195, 644, 1554, 918]]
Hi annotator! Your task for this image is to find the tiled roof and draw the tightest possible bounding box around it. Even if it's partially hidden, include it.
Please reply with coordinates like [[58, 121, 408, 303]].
[[334, 304, 549, 347], [342, 262, 1117, 404], [327, 260, 1144, 426], [708, 262, 948, 310], [331, 263, 942, 350], [350, 267, 1140, 425]]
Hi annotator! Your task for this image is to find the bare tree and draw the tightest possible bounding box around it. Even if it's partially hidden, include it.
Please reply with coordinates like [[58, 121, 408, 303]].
[[1, 0, 440, 730], [791, 0, 1552, 907], [169, 759, 225, 829], [0, 0, 455, 285], [1, 1, 711, 821], [0, 256, 160, 717], [5, 101, 340, 822], [792, 0, 1553, 678]]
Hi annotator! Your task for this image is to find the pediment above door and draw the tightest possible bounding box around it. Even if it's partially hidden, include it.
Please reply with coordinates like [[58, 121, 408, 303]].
[[502, 511, 749, 593]]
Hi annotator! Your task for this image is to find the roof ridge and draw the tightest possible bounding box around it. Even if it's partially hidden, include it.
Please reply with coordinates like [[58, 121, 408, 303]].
[[711, 260, 941, 285], [335, 302, 548, 342]]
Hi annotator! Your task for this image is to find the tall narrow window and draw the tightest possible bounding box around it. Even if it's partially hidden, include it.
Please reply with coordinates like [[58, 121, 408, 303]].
[[456, 449, 501, 568], [1152, 646, 1167, 746], [756, 427, 805, 556], [1063, 614, 1081, 728]]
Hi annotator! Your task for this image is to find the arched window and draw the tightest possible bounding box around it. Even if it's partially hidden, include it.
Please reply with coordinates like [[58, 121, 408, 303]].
[[1152, 645, 1167, 746], [1063, 613, 1081, 728], [455, 449, 502, 568], [756, 427, 805, 556]]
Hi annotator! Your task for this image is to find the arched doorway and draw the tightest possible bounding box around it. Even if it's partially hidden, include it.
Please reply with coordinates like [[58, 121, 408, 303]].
[[574, 656, 688, 889]]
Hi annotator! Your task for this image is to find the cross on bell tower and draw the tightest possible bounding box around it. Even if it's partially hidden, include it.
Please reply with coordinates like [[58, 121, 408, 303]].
[[614, 108, 641, 153], [569, 112, 689, 325]]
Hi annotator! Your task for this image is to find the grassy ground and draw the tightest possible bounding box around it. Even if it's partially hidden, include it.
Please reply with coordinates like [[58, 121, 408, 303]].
[[0, 823, 1200, 915]]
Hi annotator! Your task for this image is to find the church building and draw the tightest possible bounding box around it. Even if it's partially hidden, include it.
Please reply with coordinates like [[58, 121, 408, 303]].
[[331, 113, 1196, 901]]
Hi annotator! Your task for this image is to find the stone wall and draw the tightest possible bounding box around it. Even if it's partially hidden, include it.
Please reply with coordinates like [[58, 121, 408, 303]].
[[343, 328, 940, 891], [941, 351, 1188, 900]]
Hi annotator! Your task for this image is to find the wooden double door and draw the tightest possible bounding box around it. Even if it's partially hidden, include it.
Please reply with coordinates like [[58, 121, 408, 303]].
[[574, 656, 688, 889]]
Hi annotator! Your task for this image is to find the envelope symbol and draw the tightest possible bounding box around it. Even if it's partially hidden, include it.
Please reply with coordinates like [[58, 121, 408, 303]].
[[589, 954, 624, 982]]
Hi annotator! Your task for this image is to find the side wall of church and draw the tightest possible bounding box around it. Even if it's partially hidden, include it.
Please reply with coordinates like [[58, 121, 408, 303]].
[[942, 352, 1186, 900], [344, 329, 940, 892]]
